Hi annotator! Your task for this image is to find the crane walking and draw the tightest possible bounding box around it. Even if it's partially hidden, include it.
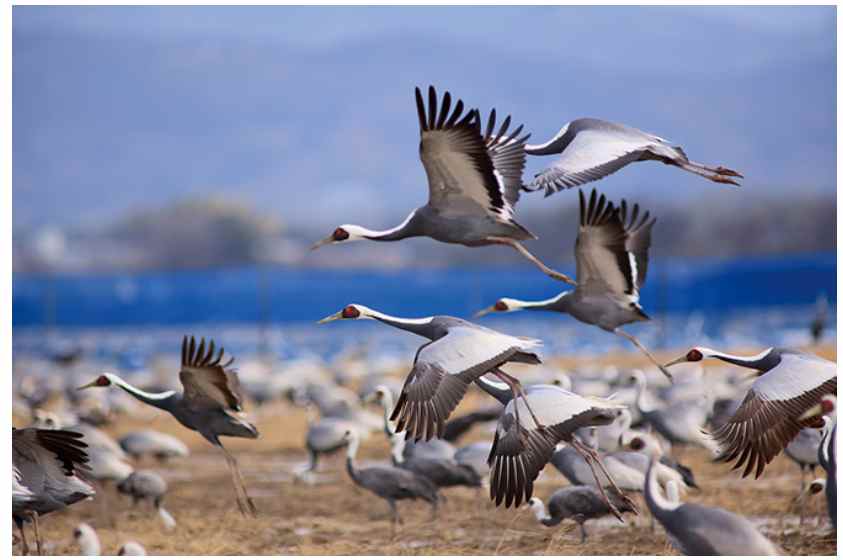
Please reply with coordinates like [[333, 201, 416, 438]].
[[78, 336, 260, 517]]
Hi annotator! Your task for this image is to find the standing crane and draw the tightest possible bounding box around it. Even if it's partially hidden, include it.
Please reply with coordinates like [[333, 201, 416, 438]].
[[522, 117, 742, 195], [800, 394, 836, 528], [13, 428, 95, 555], [311, 86, 576, 285], [643, 443, 779, 555], [664, 347, 837, 478], [318, 304, 543, 441], [78, 336, 259, 516], [527, 486, 635, 543], [476, 189, 671, 380]]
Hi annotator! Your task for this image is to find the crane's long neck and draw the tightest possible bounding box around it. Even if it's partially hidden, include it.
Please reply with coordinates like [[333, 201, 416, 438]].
[[644, 455, 678, 517], [363, 309, 437, 338], [703, 347, 777, 372], [634, 375, 652, 414], [378, 393, 397, 437], [389, 433, 406, 466], [108, 375, 177, 411], [474, 375, 513, 405], [506, 292, 573, 313], [345, 434, 361, 483], [352, 210, 420, 242]]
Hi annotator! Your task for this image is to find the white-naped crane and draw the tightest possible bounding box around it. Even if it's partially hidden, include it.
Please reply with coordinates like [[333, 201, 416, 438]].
[[522, 118, 742, 196], [642, 439, 779, 555], [527, 486, 635, 543], [665, 347, 837, 478], [800, 394, 836, 527], [78, 336, 260, 517], [311, 86, 576, 285], [475, 189, 672, 381], [474, 375, 636, 517], [119, 430, 190, 462], [117, 470, 176, 529], [318, 304, 544, 442], [13, 428, 95, 555]]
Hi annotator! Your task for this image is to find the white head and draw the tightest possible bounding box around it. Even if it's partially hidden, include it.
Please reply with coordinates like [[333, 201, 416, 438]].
[[342, 428, 360, 457], [317, 304, 377, 324], [527, 497, 546, 520], [311, 225, 373, 250], [73, 523, 101, 556], [30, 409, 63, 430], [550, 373, 572, 392], [627, 434, 664, 458], [118, 541, 147, 556], [474, 298, 524, 317], [77, 372, 121, 391], [799, 394, 837, 421]]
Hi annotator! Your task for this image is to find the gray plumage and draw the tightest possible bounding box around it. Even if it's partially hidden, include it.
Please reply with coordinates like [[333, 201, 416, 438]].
[[528, 486, 635, 543], [304, 416, 356, 472], [665, 346, 837, 478], [119, 430, 190, 462], [117, 470, 176, 529], [78, 335, 259, 516], [312, 86, 576, 284], [13, 428, 95, 555], [390, 435, 480, 490], [476, 189, 671, 380], [318, 304, 542, 443], [523, 117, 742, 195], [454, 441, 493, 479], [644, 455, 779, 555], [342, 429, 438, 526]]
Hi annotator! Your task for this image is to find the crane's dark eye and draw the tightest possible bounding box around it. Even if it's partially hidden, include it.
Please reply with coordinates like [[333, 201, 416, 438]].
[[629, 437, 644, 451], [333, 228, 349, 241], [73, 529, 82, 538], [686, 349, 703, 362], [341, 305, 360, 319], [494, 300, 508, 311]]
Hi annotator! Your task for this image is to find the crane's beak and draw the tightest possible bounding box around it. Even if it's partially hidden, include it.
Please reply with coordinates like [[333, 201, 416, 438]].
[[310, 236, 334, 251], [663, 356, 688, 369], [77, 380, 98, 390], [799, 402, 824, 421], [317, 311, 343, 324], [473, 305, 497, 318]]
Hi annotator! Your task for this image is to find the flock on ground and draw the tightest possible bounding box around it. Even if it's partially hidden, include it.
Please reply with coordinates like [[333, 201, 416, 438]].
[[12, 86, 837, 555]]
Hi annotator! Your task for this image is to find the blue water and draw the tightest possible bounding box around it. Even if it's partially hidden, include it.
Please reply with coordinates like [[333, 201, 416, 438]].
[[12, 253, 836, 364], [12, 252, 836, 328]]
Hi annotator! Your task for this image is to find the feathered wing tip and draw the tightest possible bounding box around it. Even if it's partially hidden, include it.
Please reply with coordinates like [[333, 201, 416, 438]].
[[579, 188, 620, 228], [181, 335, 234, 370], [35, 429, 91, 475], [415, 86, 476, 133], [389, 364, 470, 443], [487, 428, 557, 508]]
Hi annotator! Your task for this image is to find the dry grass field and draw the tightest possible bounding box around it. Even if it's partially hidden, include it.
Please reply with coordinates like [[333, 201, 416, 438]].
[[14, 345, 838, 556]]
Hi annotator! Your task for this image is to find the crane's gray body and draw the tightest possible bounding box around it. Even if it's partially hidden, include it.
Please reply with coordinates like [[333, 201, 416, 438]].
[[346, 458, 439, 517], [542, 485, 633, 528], [388, 205, 533, 246], [543, 290, 645, 331], [819, 423, 836, 527], [655, 502, 778, 555], [117, 470, 168, 506]]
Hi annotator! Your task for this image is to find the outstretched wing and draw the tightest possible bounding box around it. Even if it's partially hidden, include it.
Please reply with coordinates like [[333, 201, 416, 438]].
[[13, 428, 90, 476], [575, 189, 634, 296], [391, 326, 541, 442], [525, 119, 665, 195], [618, 198, 656, 290], [179, 335, 244, 412], [416, 86, 526, 223], [712, 352, 837, 478]]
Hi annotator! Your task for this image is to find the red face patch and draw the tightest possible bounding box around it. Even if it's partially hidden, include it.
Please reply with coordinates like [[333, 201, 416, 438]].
[[822, 398, 836, 414], [97, 375, 111, 387], [494, 300, 508, 312], [333, 228, 350, 241], [341, 305, 361, 319], [686, 348, 703, 362], [629, 437, 644, 451]]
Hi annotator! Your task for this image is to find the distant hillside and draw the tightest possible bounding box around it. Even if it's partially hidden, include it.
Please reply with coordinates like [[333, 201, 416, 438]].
[[12, 191, 836, 274]]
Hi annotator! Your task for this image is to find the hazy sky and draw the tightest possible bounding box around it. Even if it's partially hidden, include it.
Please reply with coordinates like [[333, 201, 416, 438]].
[[13, 6, 836, 233]]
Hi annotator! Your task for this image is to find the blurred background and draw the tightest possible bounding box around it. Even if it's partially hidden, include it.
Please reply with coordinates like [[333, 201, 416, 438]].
[[12, 5, 836, 365]]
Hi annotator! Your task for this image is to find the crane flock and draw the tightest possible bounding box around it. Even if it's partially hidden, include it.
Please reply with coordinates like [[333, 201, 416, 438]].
[[11, 84, 836, 555]]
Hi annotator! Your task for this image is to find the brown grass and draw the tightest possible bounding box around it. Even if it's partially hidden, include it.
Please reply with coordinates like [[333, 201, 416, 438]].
[[16, 345, 838, 556]]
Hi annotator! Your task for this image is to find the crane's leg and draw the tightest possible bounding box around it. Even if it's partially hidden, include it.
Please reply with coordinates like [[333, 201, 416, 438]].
[[219, 444, 258, 517], [671, 160, 741, 186], [31, 513, 42, 556], [492, 369, 545, 430], [569, 437, 638, 519], [579, 521, 588, 544], [613, 328, 673, 382], [15, 518, 29, 556], [487, 237, 577, 286]]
